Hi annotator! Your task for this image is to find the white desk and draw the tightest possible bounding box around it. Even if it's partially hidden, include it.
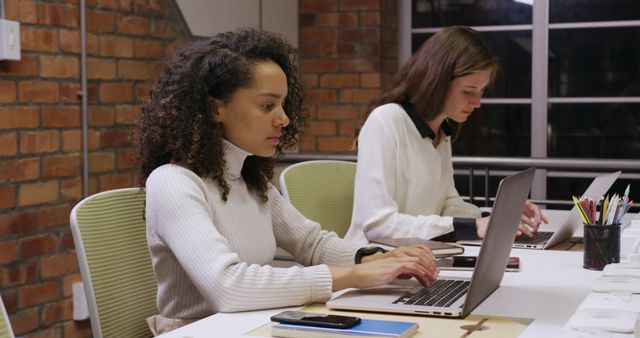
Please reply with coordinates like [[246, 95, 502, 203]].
[[157, 246, 604, 338]]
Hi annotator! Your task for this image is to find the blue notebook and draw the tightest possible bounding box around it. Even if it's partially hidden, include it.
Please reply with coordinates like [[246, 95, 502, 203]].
[[271, 318, 418, 338]]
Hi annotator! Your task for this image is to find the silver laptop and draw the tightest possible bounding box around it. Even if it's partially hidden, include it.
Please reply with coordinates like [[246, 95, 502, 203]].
[[327, 168, 535, 318], [512, 171, 620, 250]]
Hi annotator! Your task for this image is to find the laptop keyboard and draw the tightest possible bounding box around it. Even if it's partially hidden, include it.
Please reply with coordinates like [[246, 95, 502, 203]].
[[514, 231, 553, 244], [392, 279, 470, 308]]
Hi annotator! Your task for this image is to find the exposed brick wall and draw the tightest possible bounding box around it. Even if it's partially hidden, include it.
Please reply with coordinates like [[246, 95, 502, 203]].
[[298, 0, 398, 153], [0, 1, 190, 337]]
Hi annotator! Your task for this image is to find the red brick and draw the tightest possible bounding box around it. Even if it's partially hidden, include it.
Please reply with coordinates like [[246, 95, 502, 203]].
[[42, 298, 73, 326], [134, 39, 164, 58], [116, 148, 135, 169], [99, 172, 132, 190], [339, 59, 378, 72], [62, 274, 82, 297], [38, 2, 79, 28], [40, 253, 79, 278], [307, 89, 337, 103], [299, 0, 337, 12], [360, 11, 381, 25], [18, 234, 57, 258], [89, 152, 116, 173], [0, 158, 40, 182], [317, 105, 359, 120], [40, 203, 74, 228], [87, 58, 116, 79], [0, 107, 39, 129], [320, 74, 359, 88], [60, 30, 99, 54], [306, 121, 337, 136], [23, 327, 62, 338], [316, 12, 359, 26], [361, 73, 380, 88], [61, 83, 97, 103], [115, 104, 139, 124], [18, 181, 60, 207], [0, 240, 17, 264], [20, 27, 58, 53], [150, 61, 164, 77], [0, 55, 38, 76], [318, 136, 354, 152], [40, 56, 80, 78], [117, 15, 150, 35], [340, 0, 380, 10], [89, 106, 115, 126], [135, 0, 164, 15], [299, 136, 316, 151], [299, 43, 318, 57], [337, 43, 357, 57], [19, 281, 59, 308], [0, 260, 37, 288], [43, 154, 82, 177], [18, 81, 60, 103], [99, 36, 133, 57], [0, 81, 16, 103], [63, 320, 93, 338], [339, 120, 360, 136], [318, 43, 338, 57], [61, 231, 76, 252], [300, 27, 338, 42], [42, 106, 81, 127], [101, 127, 131, 147], [134, 83, 150, 102], [300, 59, 338, 73], [0, 132, 17, 156], [339, 88, 380, 104], [118, 60, 149, 79], [150, 20, 174, 39], [61, 177, 83, 200], [301, 74, 318, 88], [5, 0, 37, 23], [99, 82, 133, 103], [87, 10, 116, 32], [0, 186, 16, 209], [9, 308, 39, 335], [0, 211, 38, 237], [19, 130, 60, 154], [62, 129, 100, 152], [98, 0, 133, 12]]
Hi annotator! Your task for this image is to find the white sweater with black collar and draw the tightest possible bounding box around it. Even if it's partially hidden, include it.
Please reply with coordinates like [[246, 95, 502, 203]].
[[145, 140, 360, 322]]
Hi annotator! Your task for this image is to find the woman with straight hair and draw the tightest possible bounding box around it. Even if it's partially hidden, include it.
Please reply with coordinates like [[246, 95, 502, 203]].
[[135, 28, 439, 334], [345, 26, 547, 245]]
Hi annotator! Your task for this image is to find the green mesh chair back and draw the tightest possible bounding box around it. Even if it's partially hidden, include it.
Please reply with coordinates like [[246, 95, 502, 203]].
[[0, 295, 14, 338], [279, 160, 357, 238], [70, 188, 156, 338]]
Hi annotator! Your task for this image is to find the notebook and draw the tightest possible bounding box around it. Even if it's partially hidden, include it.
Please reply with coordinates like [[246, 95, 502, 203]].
[[458, 171, 620, 250], [327, 167, 535, 318]]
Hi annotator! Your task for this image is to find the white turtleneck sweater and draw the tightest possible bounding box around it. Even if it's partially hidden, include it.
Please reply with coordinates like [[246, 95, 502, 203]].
[[145, 140, 360, 322]]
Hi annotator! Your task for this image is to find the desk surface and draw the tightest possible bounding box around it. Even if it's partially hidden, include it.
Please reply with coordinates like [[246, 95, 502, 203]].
[[157, 247, 604, 338]]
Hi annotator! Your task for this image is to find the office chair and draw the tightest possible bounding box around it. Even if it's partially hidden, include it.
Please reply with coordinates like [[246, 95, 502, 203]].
[[0, 295, 14, 338], [70, 188, 157, 338], [279, 160, 357, 238]]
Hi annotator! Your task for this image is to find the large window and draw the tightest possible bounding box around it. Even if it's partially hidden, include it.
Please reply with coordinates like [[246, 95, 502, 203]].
[[406, 0, 640, 201]]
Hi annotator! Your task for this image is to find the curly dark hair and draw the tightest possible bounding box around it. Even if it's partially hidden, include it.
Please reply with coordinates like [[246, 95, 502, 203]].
[[134, 28, 308, 202]]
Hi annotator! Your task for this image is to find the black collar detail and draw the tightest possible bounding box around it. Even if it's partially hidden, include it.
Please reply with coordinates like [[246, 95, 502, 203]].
[[399, 101, 452, 140]]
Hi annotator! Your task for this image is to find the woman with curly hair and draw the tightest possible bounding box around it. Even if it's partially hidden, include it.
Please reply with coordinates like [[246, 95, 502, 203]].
[[135, 28, 439, 334], [345, 26, 547, 245]]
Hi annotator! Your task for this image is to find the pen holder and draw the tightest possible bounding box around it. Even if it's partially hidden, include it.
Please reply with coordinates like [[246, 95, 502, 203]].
[[583, 224, 621, 271]]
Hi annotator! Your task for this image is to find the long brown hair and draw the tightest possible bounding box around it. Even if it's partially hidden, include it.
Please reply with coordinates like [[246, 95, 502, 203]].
[[365, 26, 497, 139]]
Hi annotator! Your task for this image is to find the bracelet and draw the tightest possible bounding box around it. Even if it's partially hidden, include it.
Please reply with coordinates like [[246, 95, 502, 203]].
[[354, 246, 387, 264]]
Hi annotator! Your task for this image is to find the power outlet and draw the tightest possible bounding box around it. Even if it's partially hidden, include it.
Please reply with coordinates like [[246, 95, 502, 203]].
[[0, 19, 21, 60]]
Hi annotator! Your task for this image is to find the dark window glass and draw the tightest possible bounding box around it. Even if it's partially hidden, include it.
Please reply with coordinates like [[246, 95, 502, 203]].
[[412, 31, 532, 98], [548, 103, 640, 159], [453, 104, 531, 157], [550, 0, 640, 23], [548, 27, 640, 97], [546, 176, 634, 210], [412, 0, 532, 27]]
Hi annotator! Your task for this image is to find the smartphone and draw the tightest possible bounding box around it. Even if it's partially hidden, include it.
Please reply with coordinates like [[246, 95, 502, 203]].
[[270, 311, 361, 329], [437, 256, 520, 272]]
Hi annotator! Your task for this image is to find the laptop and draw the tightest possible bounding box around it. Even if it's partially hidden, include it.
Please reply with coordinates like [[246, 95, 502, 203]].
[[327, 167, 535, 318], [512, 171, 620, 249]]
